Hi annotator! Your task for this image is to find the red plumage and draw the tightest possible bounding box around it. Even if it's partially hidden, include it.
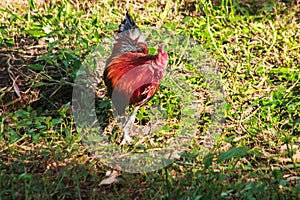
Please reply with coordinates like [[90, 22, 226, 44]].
[[103, 12, 168, 115], [103, 12, 168, 144]]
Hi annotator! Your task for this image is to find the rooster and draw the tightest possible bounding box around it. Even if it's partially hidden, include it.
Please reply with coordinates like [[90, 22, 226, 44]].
[[103, 12, 168, 145]]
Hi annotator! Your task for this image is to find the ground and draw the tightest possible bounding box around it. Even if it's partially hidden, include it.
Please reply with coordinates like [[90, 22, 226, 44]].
[[0, 0, 299, 199]]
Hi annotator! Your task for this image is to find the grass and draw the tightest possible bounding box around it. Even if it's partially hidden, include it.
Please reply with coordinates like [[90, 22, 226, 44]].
[[0, 0, 299, 199]]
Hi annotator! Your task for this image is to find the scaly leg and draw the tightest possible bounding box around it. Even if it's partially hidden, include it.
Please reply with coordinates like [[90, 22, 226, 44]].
[[120, 106, 140, 145]]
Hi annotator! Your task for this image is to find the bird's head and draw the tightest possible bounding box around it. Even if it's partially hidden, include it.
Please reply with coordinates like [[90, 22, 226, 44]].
[[155, 45, 168, 69], [152, 45, 168, 80]]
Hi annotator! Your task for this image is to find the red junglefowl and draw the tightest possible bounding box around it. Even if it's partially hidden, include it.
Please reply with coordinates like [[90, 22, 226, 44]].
[[103, 12, 168, 145]]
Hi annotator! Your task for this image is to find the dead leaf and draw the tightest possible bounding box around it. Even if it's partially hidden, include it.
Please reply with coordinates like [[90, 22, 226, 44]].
[[292, 150, 300, 162], [9, 73, 21, 98], [99, 170, 120, 186]]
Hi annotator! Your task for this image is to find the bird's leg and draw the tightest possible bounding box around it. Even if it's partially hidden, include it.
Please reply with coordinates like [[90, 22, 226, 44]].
[[120, 106, 140, 145]]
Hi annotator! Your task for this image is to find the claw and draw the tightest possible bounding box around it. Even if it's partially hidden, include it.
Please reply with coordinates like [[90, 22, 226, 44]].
[[120, 131, 133, 145]]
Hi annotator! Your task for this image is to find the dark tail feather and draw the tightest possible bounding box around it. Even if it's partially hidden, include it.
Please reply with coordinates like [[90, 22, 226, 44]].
[[106, 11, 146, 61], [119, 12, 138, 32]]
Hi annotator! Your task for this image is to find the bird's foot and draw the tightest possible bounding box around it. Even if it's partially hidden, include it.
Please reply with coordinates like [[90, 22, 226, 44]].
[[120, 106, 140, 145], [120, 133, 133, 145]]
